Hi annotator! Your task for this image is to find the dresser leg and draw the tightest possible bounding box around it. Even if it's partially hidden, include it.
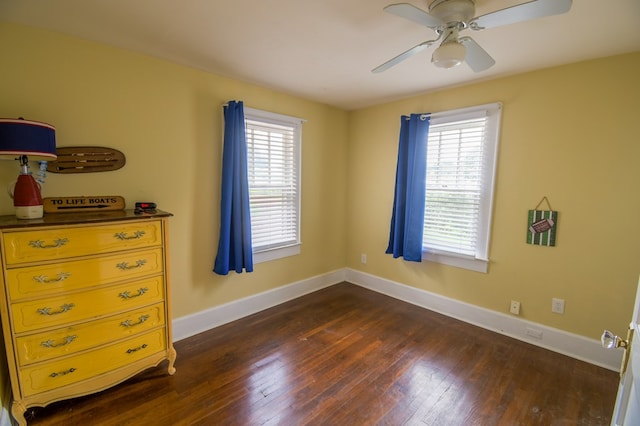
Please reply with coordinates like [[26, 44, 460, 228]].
[[167, 346, 177, 375], [11, 400, 27, 426]]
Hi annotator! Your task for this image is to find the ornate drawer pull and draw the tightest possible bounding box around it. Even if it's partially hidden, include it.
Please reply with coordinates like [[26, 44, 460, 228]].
[[33, 272, 71, 284], [119, 288, 148, 300], [114, 230, 146, 240], [50, 368, 76, 378], [121, 315, 150, 328], [29, 238, 69, 249], [37, 303, 75, 316], [126, 343, 148, 354], [116, 259, 147, 270], [41, 335, 77, 348]]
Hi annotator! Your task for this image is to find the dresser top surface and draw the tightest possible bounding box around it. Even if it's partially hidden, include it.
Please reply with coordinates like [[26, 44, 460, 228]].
[[0, 210, 172, 230]]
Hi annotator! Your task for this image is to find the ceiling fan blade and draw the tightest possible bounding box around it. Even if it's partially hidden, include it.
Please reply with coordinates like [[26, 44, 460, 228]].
[[459, 37, 495, 72], [384, 3, 443, 29], [372, 40, 437, 73], [469, 0, 572, 30]]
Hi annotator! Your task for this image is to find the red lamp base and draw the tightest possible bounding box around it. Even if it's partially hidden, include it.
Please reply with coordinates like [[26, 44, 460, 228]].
[[13, 174, 44, 219]]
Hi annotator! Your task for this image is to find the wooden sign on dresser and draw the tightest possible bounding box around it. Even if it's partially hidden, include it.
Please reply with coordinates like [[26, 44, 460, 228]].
[[0, 210, 176, 425]]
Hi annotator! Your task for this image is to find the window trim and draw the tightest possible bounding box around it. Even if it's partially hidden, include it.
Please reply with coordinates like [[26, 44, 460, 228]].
[[422, 102, 502, 273], [244, 107, 304, 264]]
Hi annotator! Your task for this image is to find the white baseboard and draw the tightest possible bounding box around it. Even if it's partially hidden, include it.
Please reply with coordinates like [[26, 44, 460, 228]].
[[171, 268, 621, 371], [345, 268, 622, 371], [0, 379, 12, 426], [172, 269, 346, 342]]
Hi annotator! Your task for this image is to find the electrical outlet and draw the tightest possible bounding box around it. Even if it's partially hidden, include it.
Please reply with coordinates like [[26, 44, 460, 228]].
[[552, 298, 565, 314], [360, 253, 367, 264], [510, 300, 520, 315], [526, 327, 543, 340]]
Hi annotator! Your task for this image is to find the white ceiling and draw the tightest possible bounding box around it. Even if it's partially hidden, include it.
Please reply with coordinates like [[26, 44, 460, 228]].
[[1, 0, 639, 110]]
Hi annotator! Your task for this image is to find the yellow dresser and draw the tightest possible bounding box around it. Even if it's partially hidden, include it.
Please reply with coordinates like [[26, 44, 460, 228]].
[[0, 210, 176, 425]]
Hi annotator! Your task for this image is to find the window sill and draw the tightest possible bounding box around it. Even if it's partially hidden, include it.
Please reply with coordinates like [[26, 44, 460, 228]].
[[254, 243, 301, 264], [422, 250, 488, 273]]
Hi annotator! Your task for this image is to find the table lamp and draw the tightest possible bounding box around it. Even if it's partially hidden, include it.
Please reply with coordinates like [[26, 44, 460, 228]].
[[0, 118, 57, 219]]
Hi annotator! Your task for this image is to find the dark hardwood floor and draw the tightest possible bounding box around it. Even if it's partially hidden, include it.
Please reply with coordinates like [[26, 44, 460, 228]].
[[26, 282, 618, 425]]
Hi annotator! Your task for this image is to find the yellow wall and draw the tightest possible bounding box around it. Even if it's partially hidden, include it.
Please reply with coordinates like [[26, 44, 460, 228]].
[[347, 52, 640, 339], [0, 22, 639, 410], [0, 23, 349, 321]]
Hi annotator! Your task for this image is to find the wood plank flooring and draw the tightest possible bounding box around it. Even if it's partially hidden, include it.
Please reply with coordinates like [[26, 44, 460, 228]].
[[26, 282, 618, 425]]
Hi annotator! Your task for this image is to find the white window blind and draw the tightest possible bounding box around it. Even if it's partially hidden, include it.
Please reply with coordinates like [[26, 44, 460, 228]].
[[244, 108, 302, 261], [422, 103, 501, 272]]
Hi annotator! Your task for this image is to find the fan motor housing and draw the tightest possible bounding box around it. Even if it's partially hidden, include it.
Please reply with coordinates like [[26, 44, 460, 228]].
[[428, 0, 476, 24]]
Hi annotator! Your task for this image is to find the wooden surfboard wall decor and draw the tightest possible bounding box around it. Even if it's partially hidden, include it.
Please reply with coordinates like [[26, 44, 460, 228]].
[[47, 146, 126, 173]]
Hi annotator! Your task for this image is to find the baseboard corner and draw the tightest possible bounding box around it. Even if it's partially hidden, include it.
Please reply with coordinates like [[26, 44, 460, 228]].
[[345, 268, 622, 371], [172, 269, 346, 342]]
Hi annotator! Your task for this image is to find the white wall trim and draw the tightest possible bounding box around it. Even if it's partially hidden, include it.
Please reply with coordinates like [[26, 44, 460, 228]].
[[172, 269, 346, 342], [172, 267, 621, 371], [0, 379, 12, 426], [345, 268, 622, 371]]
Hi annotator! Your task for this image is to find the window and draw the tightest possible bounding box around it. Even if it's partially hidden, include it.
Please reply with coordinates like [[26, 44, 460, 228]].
[[422, 103, 501, 273], [244, 107, 302, 263]]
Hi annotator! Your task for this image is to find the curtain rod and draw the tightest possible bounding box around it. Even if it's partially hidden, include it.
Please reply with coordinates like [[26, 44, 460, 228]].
[[404, 102, 501, 121], [403, 114, 430, 121], [222, 103, 307, 124]]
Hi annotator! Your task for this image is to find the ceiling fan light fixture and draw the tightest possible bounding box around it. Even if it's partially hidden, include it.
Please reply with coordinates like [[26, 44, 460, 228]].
[[432, 41, 466, 69]]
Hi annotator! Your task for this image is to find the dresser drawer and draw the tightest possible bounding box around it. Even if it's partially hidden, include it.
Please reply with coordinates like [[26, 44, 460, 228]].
[[19, 328, 167, 397], [6, 248, 164, 301], [15, 303, 166, 366], [3, 221, 162, 265], [11, 276, 164, 333]]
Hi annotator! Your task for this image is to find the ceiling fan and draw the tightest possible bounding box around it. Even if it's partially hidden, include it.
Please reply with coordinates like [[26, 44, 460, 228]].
[[372, 0, 572, 73]]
